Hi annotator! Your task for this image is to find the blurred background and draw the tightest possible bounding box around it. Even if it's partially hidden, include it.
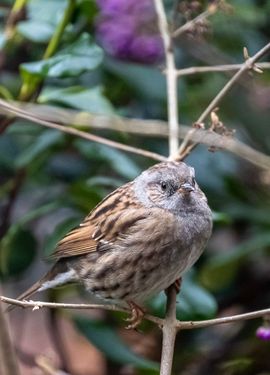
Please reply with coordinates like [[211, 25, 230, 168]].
[[0, 0, 270, 374]]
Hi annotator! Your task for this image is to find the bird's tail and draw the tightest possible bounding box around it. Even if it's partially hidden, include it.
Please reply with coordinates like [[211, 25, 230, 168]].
[[6, 261, 76, 312]]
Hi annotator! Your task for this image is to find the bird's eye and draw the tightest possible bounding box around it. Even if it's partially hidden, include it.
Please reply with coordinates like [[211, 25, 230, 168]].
[[160, 181, 167, 191]]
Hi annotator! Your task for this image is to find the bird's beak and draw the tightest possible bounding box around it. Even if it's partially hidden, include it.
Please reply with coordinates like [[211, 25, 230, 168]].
[[179, 182, 194, 194]]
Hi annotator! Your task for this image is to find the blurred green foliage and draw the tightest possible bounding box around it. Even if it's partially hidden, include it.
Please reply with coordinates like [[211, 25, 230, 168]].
[[0, 0, 270, 374]]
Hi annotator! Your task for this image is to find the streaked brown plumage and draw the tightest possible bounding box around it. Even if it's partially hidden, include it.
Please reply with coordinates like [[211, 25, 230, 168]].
[[9, 161, 212, 328]]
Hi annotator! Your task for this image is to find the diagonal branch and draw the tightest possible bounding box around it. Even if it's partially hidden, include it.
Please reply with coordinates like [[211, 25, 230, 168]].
[[177, 42, 270, 158], [0, 100, 166, 163], [1, 99, 270, 169], [172, 6, 216, 39]]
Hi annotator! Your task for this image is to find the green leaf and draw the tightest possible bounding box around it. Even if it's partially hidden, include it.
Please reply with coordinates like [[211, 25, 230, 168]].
[[77, 141, 141, 180], [98, 146, 141, 180], [17, 21, 55, 43], [0, 227, 36, 278], [74, 317, 159, 371], [15, 202, 61, 228], [199, 233, 270, 291], [179, 277, 218, 320], [212, 211, 232, 225], [0, 134, 19, 171], [105, 57, 167, 101], [20, 33, 103, 79], [87, 176, 124, 189], [76, 0, 98, 23], [69, 181, 103, 212], [39, 86, 114, 114], [26, 0, 68, 25], [149, 274, 217, 321], [43, 217, 81, 258], [15, 129, 63, 168], [0, 202, 61, 277], [17, 0, 70, 43]]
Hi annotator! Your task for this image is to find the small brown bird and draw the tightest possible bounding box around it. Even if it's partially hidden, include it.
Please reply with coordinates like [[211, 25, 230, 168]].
[[10, 161, 212, 328]]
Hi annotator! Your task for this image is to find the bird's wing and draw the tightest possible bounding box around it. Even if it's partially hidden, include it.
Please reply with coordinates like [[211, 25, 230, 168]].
[[49, 183, 150, 260]]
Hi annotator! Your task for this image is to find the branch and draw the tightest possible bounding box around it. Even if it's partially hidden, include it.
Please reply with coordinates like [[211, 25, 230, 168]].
[[160, 286, 177, 375], [0, 99, 166, 163], [2, 295, 270, 332], [176, 62, 270, 76], [4, 0, 26, 40], [154, 0, 179, 156], [154, 0, 179, 373], [1, 99, 270, 169], [177, 42, 270, 158], [0, 296, 163, 327], [178, 307, 270, 330], [198, 43, 270, 124], [172, 3, 218, 39]]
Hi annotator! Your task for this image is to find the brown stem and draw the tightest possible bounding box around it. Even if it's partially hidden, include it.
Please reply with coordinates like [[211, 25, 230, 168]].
[[160, 285, 177, 375]]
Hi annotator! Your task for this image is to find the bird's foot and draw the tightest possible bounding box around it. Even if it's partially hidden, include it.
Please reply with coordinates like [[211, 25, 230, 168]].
[[125, 301, 145, 330], [165, 277, 182, 296], [173, 277, 182, 294]]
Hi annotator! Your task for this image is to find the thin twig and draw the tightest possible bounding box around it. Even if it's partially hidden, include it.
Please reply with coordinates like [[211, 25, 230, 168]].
[[178, 307, 270, 330], [0, 301, 20, 375], [4, 0, 27, 39], [177, 42, 270, 158], [1, 99, 270, 169], [176, 62, 270, 76], [154, 0, 179, 156], [0, 100, 166, 163], [172, 3, 218, 39], [2, 295, 269, 332], [0, 296, 163, 327], [198, 43, 270, 124]]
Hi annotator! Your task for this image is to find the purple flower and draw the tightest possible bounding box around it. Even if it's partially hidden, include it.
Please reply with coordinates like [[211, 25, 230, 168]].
[[95, 0, 164, 64], [130, 35, 164, 64], [97, 18, 137, 59], [97, 0, 154, 19], [256, 326, 270, 341]]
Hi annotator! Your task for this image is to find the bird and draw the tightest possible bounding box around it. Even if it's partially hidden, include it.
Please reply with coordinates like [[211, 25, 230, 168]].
[[8, 161, 212, 328]]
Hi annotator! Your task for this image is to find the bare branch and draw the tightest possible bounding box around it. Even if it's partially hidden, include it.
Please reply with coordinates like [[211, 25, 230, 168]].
[[0, 99, 166, 163], [160, 286, 178, 375], [154, 0, 180, 373], [172, 3, 218, 39], [197, 43, 270, 124], [1, 99, 270, 169], [2, 295, 269, 333], [154, 0, 179, 156], [177, 42, 270, 158], [0, 296, 163, 327], [176, 62, 270, 76], [178, 307, 270, 330]]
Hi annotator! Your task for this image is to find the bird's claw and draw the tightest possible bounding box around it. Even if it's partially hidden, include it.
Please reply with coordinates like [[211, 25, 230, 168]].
[[125, 301, 145, 330]]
